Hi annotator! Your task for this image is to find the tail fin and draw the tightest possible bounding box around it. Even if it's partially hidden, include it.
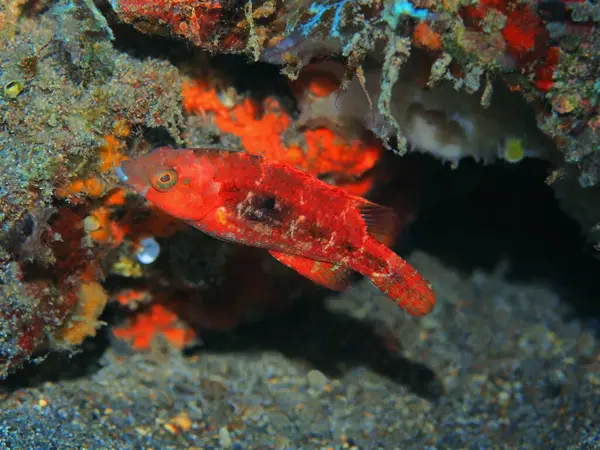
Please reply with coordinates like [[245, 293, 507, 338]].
[[349, 196, 435, 315], [368, 253, 436, 317]]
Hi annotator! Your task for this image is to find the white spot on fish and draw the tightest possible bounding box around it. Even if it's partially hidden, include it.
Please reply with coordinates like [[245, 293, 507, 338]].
[[324, 232, 337, 251]]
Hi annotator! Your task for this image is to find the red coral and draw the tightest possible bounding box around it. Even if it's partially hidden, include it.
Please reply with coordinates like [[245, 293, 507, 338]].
[[111, 0, 248, 52], [534, 46, 560, 92], [502, 5, 549, 64], [182, 77, 383, 196], [459, 0, 558, 98], [113, 301, 197, 350], [461, 0, 549, 66]]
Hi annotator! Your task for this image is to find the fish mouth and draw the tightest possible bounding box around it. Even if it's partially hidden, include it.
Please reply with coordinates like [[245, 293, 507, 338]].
[[115, 164, 128, 183], [116, 160, 150, 197]]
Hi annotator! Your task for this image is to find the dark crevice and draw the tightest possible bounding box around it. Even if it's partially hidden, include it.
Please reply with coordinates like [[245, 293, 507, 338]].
[[409, 153, 600, 322], [0, 325, 110, 391]]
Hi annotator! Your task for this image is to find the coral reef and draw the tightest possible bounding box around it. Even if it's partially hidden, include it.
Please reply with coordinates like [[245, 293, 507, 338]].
[[0, 0, 599, 380], [109, 0, 298, 59], [0, 0, 184, 376], [109, 0, 600, 242]]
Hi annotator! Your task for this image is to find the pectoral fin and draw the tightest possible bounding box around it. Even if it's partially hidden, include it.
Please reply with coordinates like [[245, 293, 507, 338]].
[[268, 250, 355, 291]]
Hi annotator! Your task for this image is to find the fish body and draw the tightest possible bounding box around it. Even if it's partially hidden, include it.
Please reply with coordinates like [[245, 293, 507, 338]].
[[117, 147, 435, 316]]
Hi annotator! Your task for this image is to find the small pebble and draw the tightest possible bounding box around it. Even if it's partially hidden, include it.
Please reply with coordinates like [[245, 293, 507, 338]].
[[307, 370, 328, 390], [497, 391, 510, 405], [576, 331, 597, 358], [219, 426, 233, 449], [548, 369, 566, 387], [274, 435, 290, 450], [493, 305, 511, 327]]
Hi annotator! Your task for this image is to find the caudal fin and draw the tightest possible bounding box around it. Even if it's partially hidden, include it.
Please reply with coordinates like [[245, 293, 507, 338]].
[[348, 196, 434, 315], [368, 254, 435, 317]]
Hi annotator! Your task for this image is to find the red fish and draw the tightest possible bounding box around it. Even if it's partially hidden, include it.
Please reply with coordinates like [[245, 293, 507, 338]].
[[116, 147, 436, 316]]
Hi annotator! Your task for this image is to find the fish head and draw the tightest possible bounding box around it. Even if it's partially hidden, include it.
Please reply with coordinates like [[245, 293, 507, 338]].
[[117, 147, 221, 221]]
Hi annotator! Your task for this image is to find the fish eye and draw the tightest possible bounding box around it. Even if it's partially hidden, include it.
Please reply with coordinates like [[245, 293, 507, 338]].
[[151, 168, 178, 191]]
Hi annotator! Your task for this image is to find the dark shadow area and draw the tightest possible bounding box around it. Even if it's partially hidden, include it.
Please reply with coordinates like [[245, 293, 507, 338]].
[[0, 327, 110, 392], [411, 154, 600, 322], [197, 299, 443, 401], [100, 0, 196, 65], [210, 54, 299, 113], [1, 282, 441, 400]]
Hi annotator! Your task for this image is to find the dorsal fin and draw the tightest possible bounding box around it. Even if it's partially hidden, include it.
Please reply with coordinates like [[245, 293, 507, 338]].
[[355, 199, 400, 246]]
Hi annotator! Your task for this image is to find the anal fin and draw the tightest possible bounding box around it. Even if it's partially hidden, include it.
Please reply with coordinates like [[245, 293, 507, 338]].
[[268, 250, 355, 291]]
